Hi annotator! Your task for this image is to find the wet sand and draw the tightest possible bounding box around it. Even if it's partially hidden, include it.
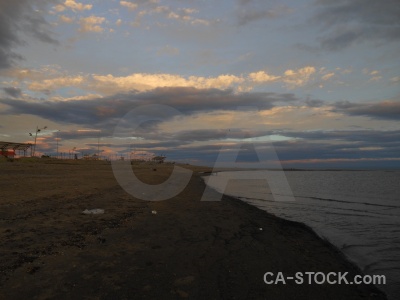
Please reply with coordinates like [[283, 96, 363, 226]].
[[0, 159, 386, 299]]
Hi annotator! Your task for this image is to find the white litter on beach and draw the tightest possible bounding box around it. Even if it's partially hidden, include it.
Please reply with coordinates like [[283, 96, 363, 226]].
[[82, 209, 104, 215], [151, 210, 157, 215]]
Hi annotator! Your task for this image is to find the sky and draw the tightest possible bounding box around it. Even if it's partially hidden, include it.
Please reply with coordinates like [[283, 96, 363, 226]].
[[0, 0, 399, 168]]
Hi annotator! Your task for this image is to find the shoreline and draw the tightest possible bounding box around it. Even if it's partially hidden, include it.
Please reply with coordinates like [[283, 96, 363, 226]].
[[203, 169, 395, 297], [0, 161, 387, 299], [221, 192, 374, 280]]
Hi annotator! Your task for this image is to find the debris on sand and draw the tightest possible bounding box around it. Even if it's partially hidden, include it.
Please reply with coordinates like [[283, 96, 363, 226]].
[[82, 209, 104, 215]]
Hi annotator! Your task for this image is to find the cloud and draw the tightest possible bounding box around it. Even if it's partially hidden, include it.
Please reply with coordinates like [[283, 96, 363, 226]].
[[48, 93, 102, 102], [2, 87, 22, 98], [276, 131, 400, 165], [0, 0, 58, 69], [305, 98, 325, 107], [277, 129, 400, 145], [91, 67, 314, 92], [313, 0, 400, 50], [117, 2, 211, 27], [44, 127, 400, 167], [1, 65, 336, 95], [248, 71, 280, 83], [54, 4, 66, 12], [28, 75, 86, 93], [2, 84, 397, 167], [150, 4, 211, 26], [246, 67, 317, 89], [62, 123, 400, 168], [390, 76, 400, 84], [64, 0, 92, 11], [90, 73, 245, 93], [321, 72, 335, 81], [79, 16, 106, 33], [170, 128, 275, 143], [236, 0, 292, 26], [282, 66, 316, 88], [362, 68, 382, 82], [120, 1, 138, 11], [333, 100, 400, 120], [269, 134, 400, 168], [237, 5, 292, 26], [0, 65, 63, 81], [57, 129, 106, 140], [130, 129, 400, 167], [59, 15, 75, 24], [0, 87, 297, 126]]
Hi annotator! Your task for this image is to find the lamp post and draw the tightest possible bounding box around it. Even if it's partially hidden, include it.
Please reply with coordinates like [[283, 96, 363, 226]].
[[69, 147, 76, 159], [29, 125, 47, 157]]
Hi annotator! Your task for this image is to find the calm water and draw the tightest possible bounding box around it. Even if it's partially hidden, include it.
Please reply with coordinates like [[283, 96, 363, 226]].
[[204, 170, 400, 299]]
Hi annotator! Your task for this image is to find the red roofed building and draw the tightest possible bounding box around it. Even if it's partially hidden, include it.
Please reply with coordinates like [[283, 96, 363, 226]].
[[0, 141, 32, 158]]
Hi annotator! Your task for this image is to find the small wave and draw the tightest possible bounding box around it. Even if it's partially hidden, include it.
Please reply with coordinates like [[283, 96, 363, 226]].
[[323, 211, 382, 219], [341, 243, 377, 250], [239, 192, 400, 211], [299, 195, 400, 209], [374, 246, 400, 253]]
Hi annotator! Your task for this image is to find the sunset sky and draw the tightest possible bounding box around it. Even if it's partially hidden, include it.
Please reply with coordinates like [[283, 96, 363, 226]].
[[0, 0, 399, 168]]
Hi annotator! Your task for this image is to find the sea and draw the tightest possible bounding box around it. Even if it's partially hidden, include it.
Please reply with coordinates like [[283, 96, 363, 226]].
[[203, 170, 400, 300]]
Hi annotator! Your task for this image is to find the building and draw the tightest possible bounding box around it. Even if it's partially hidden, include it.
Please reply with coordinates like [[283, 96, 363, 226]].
[[152, 155, 166, 164], [0, 141, 32, 158], [83, 153, 100, 160]]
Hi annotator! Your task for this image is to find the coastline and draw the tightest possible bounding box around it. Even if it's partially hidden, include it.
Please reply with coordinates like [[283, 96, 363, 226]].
[[0, 161, 387, 299], [201, 172, 389, 299]]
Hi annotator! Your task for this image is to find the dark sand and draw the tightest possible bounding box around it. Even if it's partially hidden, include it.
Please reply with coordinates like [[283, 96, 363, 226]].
[[0, 159, 387, 299]]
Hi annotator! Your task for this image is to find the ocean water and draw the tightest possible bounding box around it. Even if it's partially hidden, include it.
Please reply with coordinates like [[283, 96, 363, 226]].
[[203, 170, 400, 299]]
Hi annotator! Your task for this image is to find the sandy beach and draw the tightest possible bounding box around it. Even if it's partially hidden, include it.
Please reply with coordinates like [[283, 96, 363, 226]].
[[0, 159, 387, 299]]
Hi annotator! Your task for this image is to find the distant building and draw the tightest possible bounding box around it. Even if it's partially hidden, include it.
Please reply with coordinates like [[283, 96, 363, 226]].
[[0, 150, 15, 158], [83, 153, 100, 160], [152, 155, 166, 164], [0, 141, 32, 158]]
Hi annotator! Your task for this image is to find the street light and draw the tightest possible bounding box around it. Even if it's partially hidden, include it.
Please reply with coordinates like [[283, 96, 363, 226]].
[[69, 147, 76, 159], [29, 125, 47, 157]]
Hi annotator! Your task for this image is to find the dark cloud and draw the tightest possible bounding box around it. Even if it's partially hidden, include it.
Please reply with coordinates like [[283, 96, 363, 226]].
[[0, 0, 58, 69], [274, 138, 400, 163], [149, 134, 400, 167], [2, 87, 22, 98], [236, 0, 291, 26], [276, 130, 400, 147], [138, 88, 297, 113], [0, 87, 298, 126], [57, 130, 110, 140], [313, 0, 400, 50], [41, 126, 400, 168], [237, 9, 282, 26], [333, 100, 400, 120], [2, 86, 398, 167], [305, 98, 324, 107], [115, 128, 400, 165], [172, 129, 273, 142]]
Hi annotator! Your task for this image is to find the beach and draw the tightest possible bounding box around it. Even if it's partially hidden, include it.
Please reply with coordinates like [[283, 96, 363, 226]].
[[0, 160, 387, 299]]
